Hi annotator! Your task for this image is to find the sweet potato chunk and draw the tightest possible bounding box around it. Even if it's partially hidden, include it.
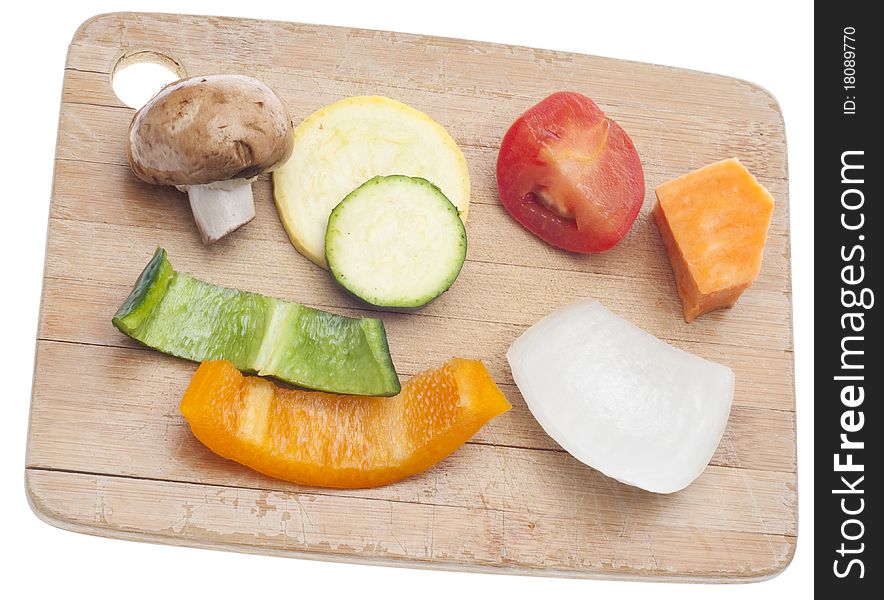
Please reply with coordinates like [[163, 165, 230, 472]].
[[653, 158, 774, 322]]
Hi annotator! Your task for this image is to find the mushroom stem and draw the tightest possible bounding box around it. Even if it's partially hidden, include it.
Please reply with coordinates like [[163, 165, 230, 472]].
[[183, 179, 256, 245]]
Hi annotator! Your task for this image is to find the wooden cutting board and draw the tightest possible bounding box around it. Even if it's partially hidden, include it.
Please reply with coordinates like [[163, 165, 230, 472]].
[[25, 12, 796, 582]]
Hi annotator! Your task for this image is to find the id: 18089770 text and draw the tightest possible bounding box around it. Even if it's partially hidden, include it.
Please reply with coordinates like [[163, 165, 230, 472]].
[[843, 27, 857, 114]]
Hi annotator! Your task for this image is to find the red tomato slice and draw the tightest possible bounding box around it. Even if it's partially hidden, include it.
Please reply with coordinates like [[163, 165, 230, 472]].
[[496, 92, 645, 253]]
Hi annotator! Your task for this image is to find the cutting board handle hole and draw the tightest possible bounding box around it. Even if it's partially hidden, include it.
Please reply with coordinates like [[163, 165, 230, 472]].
[[112, 51, 185, 109]]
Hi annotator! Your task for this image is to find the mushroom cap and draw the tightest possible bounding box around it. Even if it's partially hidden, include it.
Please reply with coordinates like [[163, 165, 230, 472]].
[[127, 74, 294, 186]]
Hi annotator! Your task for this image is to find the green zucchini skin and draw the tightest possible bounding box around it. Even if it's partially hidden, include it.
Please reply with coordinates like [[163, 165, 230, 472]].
[[112, 248, 400, 396]]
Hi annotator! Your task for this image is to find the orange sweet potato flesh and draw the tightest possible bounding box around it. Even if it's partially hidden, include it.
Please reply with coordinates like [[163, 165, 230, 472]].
[[180, 359, 511, 488], [653, 158, 774, 322]]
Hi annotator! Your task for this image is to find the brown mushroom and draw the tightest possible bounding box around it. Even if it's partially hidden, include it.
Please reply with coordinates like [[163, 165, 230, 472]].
[[128, 74, 294, 244]]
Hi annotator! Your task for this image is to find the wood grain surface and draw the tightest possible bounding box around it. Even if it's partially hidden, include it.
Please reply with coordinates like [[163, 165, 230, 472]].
[[25, 12, 796, 581]]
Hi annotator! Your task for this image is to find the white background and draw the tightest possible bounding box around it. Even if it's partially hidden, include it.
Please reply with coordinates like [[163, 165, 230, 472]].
[[2, 1, 813, 597]]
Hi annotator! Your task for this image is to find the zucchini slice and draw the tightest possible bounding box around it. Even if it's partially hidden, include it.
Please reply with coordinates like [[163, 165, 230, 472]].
[[326, 175, 467, 308]]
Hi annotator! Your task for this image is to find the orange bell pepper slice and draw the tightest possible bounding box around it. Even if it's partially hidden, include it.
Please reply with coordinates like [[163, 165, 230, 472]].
[[180, 359, 511, 488]]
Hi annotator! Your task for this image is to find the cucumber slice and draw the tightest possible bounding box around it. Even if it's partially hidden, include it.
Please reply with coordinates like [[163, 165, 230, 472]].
[[113, 248, 400, 396], [325, 175, 467, 308]]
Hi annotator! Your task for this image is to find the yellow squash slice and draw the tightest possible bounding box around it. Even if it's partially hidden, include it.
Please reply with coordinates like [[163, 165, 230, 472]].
[[273, 96, 470, 268]]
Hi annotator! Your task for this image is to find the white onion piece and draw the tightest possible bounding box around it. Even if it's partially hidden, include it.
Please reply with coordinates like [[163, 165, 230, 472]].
[[507, 299, 734, 494]]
